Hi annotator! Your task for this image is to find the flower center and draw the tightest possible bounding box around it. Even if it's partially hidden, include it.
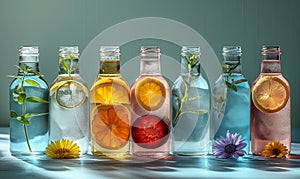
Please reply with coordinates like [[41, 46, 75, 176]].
[[272, 148, 280, 155], [224, 144, 236, 154], [57, 148, 70, 154]]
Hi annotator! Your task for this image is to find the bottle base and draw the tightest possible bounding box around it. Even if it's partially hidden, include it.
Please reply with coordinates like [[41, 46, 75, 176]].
[[172, 151, 209, 156], [92, 151, 130, 159], [133, 151, 170, 158], [11, 151, 45, 157]]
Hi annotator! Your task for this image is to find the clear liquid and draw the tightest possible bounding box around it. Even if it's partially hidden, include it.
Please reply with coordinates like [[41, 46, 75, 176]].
[[172, 75, 210, 155], [49, 75, 89, 154], [212, 74, 250, 152], [251, 74, 291, 155], [9, 76, 49, 155]]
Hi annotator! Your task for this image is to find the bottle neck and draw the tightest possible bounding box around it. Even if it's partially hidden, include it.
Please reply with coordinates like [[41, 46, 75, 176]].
[[261, 60, 281, 73], [223, 56, 242, 74], [260, 46, 281, 74], [59, 58, 79, 75], [181, 58, 200, 76], [99, 59, 120, 75], [18, 57, 39, 76], [140, 58, 161, 75]]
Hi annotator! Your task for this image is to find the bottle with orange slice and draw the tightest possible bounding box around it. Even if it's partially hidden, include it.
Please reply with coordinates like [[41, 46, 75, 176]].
[[251, 46, 291, 155], [49, 46, 89, 154], [172, 46, 210, 155], [131, 46, 170, 157], [90, 46, 131, 158]]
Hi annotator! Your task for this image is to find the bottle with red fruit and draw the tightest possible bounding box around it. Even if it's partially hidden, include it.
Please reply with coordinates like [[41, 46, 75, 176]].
[[131, 46, 170, 157]]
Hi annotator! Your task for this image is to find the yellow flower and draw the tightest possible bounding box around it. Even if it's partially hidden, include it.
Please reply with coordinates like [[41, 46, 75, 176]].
[[46, 139, 80, 159], [262, 140, 288, 159]]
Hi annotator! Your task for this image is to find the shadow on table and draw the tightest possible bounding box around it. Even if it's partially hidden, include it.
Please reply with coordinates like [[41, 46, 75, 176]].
[[15, 153, 300, 178]]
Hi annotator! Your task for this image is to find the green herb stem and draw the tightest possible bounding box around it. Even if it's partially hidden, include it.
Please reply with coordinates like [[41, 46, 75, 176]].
[[23, 124, 32, 152], [9, 64, 48, 153], [173, 61, 192, 125], [21, 73, 32, 152]]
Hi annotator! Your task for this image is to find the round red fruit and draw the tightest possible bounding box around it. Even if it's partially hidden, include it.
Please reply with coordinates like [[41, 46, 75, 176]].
[[132, 115, 169, 149]]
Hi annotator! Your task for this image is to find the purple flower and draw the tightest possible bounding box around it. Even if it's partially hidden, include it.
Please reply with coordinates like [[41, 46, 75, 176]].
[[212, 130, 247, 159]]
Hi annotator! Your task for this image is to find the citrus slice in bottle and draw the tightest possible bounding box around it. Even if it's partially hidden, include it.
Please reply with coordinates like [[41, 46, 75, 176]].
[[91, 104, 130, 150], [90, 79, 130, 104], [252, 76, 289, 113], [135, 77, 166, 111], [54, 80, 87, 108], [132, 115, 169, 149]]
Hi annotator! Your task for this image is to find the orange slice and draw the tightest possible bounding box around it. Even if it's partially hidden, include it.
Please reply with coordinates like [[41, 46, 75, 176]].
[[54, 80, 87, 108], [91, 104, 130, 150], [252, 76, 289, 113], [90, 78, 130, 103], [135, 77, 166, 111]]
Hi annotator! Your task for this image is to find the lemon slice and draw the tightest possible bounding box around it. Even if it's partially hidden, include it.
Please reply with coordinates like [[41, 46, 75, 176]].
[[135, 77, 166, 111], [55, 80, 87, 108], [252, 76, 289, 113]]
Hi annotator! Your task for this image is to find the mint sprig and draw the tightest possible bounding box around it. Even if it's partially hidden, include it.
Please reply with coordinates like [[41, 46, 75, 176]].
[[9, 64, 48, 153], [173, 54, 208, 125], [223, 61, 247, 91], [59, 55, 77, 76]]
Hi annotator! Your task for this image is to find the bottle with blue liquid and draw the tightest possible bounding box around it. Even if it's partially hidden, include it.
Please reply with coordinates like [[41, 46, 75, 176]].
[[172, 46, 210, 155], [9, 46, 49, 155], [212, 46, 250, 152]]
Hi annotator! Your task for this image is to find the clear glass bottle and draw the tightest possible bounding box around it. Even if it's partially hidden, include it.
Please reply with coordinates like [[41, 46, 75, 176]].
[[212, 46, 250, 152], [90, 46, 130, 158], [49, 46, 89, 154], [131, 46, 170, 157], [9, 46, 49, 155], [251, 46, 290, 155], [172, 46, 210, 155]]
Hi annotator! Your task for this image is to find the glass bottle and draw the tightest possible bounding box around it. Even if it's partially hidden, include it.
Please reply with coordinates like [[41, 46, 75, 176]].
[[172, 46, 210, 155], [251, 46, 290, 155], [49, 46, 89, 154], [212, 46, 250, 152], [9, 46, 49, 155], [90, 46, 130, 158], [131, 46, 170, 157]]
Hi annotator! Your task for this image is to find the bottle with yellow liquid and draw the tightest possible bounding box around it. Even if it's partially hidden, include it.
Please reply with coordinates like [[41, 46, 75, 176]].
[[90, 46, 130, 158], [131, 46, 170, 157], [251, 46, 291, 155], [49, 46, 89, 154]]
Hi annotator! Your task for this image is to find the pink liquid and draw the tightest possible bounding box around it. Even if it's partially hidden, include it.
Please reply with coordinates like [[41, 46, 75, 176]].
[[131, 75, 170, 157], [250, 74, 291, 155]]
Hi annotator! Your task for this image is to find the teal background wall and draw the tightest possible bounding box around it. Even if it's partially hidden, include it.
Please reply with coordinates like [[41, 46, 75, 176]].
[[1, 0, 299, 141]]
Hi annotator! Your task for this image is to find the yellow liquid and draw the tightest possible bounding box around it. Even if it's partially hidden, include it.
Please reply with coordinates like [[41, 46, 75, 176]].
[[90, 71, 131, 158]]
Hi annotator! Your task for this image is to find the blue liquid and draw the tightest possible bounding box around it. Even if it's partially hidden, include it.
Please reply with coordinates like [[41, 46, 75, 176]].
[[172, 75, 210, 155], [213, 74, 250, 152], [9, 76, 49, 155]]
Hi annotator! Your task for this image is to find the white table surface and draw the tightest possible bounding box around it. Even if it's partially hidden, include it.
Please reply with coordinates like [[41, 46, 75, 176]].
[[1, 127, 300, 179]]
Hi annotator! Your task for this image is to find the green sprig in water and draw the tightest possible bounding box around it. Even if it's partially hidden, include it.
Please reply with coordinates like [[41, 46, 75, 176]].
[[60, 55, 77, 76], [9, 64, 48, 153], [173, 54, 208, 125], [223, 60, 247, 92]]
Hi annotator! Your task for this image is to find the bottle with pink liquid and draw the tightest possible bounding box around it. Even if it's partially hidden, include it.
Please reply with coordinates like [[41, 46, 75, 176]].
[[131, 46, 170, 157], [250, 45, 291, 155]]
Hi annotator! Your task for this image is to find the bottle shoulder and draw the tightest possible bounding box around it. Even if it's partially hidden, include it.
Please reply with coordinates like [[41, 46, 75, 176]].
[[52, 74, 87, 87], [91, 75, 130, 91], [10, 75, 48, 89], [251, 73, 289, 88], [132, 74, 170, 90], [172, 75, 209, 90]]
